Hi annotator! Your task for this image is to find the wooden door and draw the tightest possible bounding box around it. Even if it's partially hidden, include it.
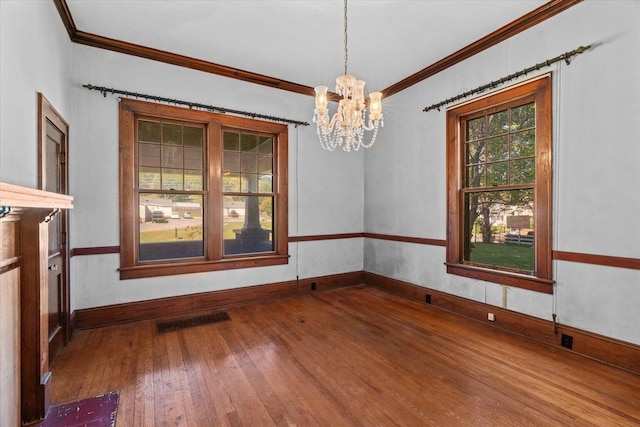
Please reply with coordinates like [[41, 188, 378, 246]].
[[39, 94, 70, 361]]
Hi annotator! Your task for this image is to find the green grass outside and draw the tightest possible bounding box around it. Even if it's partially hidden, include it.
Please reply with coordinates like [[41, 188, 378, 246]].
[[468, 242, 534, 271], [139, 226, 204, 242], [140, 222, 272, 242]]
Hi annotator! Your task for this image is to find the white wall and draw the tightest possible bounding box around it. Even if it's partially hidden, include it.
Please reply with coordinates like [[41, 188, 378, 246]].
[[2, 1, 638, 347], [68, 45, 364, 310], [364, 1, 640, 345], [0, 0, 73, 187]]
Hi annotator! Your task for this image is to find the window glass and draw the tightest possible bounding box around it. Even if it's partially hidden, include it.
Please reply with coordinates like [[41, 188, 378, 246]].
[[464, 189, 534, 272], [462, 102, 536, 273], [223, 130, 275, 256], [138, 193, 204, 262]]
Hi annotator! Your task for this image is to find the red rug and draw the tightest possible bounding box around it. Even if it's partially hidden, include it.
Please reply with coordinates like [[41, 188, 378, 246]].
[[39, 391, 119, 427]]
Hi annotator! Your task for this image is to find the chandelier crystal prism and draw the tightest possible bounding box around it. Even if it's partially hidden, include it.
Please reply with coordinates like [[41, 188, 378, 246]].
[[313, 0, 383, 152]]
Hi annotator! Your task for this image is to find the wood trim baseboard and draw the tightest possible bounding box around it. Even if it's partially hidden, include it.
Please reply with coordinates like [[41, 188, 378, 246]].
[[363, 271, 640, 375], [73, 271, 364, 330]]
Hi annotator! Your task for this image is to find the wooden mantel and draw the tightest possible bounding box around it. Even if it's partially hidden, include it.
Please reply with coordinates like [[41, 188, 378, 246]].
[[0, 182, 73, 210], [0, 182, 73, 426]]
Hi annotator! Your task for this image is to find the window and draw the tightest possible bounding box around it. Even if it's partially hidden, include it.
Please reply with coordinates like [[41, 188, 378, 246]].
[[119, 99, 288, 279], [446, 76, 553, 293]]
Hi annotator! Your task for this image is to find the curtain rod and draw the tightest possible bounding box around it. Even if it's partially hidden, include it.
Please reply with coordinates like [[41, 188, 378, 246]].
[[82, 84, 310, 127], [423, 45, 591, 112]]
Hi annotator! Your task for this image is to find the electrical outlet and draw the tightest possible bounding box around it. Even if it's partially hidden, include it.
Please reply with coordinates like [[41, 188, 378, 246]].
[[487, 313, 495, 321], [425, 294, 432, 304], [311, 282, 316, 291]]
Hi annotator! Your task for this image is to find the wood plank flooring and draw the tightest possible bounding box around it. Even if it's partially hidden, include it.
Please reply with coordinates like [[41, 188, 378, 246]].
[[50, 285, 640, 426]]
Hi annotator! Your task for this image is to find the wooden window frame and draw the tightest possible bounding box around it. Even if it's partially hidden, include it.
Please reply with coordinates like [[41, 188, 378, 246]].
[[446, 76, 553, 293], [119, 99, 288, 280]]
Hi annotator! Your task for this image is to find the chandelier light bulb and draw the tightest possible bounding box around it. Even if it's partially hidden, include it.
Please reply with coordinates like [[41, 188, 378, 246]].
[[314, 86, 328, 112]]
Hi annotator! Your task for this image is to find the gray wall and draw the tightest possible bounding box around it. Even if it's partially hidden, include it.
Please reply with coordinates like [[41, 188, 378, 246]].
[[0, 0, 73, 187], [364, 1, 640, 345], [1, 1, 638, 346]]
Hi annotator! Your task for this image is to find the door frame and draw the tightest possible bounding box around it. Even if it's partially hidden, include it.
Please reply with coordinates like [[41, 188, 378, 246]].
[[38, 93, 71, 346]]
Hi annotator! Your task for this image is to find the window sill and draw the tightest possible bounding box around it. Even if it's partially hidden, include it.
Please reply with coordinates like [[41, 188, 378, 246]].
[[445, 262, 553, 294], [120, 254, 289, 280]]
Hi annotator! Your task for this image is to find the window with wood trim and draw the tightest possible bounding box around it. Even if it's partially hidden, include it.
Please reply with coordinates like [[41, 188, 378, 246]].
[[119, 99, 288, 279], [446, 76, 553, 293]]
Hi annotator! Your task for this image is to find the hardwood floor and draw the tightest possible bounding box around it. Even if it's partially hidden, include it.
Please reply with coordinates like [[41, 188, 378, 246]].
[[50, 285, 640, 426]]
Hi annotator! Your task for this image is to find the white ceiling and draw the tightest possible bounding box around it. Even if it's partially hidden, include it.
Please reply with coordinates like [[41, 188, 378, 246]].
[[66, 0, 547, 91]]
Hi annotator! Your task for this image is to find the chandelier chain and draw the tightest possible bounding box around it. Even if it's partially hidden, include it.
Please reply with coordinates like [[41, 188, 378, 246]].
[[343, 0, 348, 75]]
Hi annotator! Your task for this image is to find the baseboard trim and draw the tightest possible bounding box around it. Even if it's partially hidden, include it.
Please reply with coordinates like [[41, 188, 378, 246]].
[[71, 269, 639, 375], [73, 271, 364, 329], [363, 271, 640, 375]]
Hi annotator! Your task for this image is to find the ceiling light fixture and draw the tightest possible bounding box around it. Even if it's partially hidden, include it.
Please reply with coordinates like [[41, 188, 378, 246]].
[[313, 0, 383, 152]]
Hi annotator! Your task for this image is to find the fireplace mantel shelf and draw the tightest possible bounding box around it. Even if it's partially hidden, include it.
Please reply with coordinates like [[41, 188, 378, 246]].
[[0, 182, 73, 210]]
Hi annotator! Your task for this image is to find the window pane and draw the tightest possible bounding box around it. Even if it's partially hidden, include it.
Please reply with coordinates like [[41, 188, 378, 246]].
[[486, 136, 508, 162], [466, 117, 484, 142], [162, 168, 183, 190], [184, 170, 203, 191], [466, 164, 486, 188], [258, 156, 273, 175], [223, 152, 240, 172], [242, 174, 258, 193], [511, 102, 535, 131], [466, 140, 485, 165], [223, 132, 240, 151], [241, 134, 258, 152], [183, 126, 203, 147], [223, 195, 274, 256], [510, 158, 535, 184], [138, 194, 204, 261], [241, 153, 257, 174], [139, 143, 161, 167], [464, 189, 534, 272], [184, 147, 202, 170], [511, 130, 535, 158], [258, 136, 273, 154], [487, 110, 508, 136], [259, 174, 273, 193], [162, 123, 182, 145], [223, 173, 241, 192], [138, 120, 161, 142], [487, 161, 508, 186], [162, 145, 183, 169], [139, 167, 161, 189]]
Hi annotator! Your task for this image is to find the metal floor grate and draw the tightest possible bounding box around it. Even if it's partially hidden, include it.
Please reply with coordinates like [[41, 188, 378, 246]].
[[157, 311, 231, 333]]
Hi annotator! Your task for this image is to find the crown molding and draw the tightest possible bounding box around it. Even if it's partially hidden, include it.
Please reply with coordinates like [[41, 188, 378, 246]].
[[382, 0, 583, 97], [53, 0, 582, 99]]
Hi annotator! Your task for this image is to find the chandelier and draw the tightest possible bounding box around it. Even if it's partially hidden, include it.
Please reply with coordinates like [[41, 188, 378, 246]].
[[313, 0, 383, 152]]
